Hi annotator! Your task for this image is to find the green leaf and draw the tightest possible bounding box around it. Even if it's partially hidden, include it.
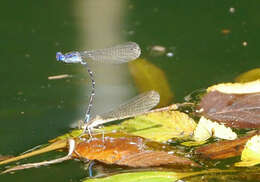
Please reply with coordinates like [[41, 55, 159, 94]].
[[103, 111, 196, 142], [82, 171, 193, 182], [48, 129, 83, 143], [82, 169, 247, 182]]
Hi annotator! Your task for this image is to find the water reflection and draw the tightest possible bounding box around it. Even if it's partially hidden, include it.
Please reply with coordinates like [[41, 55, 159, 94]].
[[75, 0, 136, 118]]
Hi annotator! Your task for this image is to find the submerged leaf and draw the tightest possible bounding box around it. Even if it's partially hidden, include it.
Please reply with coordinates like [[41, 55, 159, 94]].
[[235, 68, 260, 83], [103, 111, 197, 142], [128, 58, 174, 107], [73, 135, 198, 167], [198, 90, 260, 128]]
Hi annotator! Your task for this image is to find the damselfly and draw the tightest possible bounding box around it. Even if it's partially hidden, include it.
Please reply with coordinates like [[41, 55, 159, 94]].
[[56, 42, 141, 123], [81, 90, 160, 134]]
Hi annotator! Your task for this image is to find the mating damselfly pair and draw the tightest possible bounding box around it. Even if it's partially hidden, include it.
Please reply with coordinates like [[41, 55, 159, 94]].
[[56, 42, 162, 134], [56, 42, 141, 123]]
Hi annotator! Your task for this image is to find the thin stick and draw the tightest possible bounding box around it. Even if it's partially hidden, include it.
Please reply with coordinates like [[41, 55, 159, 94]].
[[0, 140, 67, 166], [1, 139, 75, 174]]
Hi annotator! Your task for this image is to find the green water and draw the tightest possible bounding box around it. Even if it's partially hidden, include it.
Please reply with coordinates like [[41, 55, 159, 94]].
[[0, 0, 259, 181]]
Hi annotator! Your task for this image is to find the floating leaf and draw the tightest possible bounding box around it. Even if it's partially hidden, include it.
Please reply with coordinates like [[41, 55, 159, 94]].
[[198, 90, 260, 128], [192, 117, 212, 141], [195, 132, 257, 159], [235, 68, 260, 83], [207, 80, 260, 94], [193, 116, 237, 142], [235, 135, 260, 167], [241, 135, 260, 161], [74, 136, 143, 164], [82, 169, 241, 182], [82, 171, 193, 182], [73, 135, 198, 167], [103, 111, 197, 142], [115, 151, 198, 167], [128, 59, 174, 107]]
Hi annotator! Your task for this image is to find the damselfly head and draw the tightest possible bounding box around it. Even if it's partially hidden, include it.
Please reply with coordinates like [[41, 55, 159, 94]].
[[56, 51, 83, 63], [128, 42, 141, 59], [56, 52, 65, 62]]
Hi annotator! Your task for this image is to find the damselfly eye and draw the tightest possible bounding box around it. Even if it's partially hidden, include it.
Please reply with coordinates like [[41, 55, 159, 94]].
[[56, 52, 65, 61]]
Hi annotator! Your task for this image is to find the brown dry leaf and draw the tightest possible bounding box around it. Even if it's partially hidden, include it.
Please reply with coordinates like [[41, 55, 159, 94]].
[[73, 135, 198, 167], [74, 136, 144, 164], [195, 132, 257, 159], [115, 151, 199, 167], [198, 90, 260, 128]]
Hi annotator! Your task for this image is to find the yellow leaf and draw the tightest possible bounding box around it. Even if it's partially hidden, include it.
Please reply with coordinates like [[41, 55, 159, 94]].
[[193, 116, 237, 142], [235, 135, 260, 167], [104, 111, 197, 142], [235, 68, 260, 83], [181, 140, 207, 147], [128, 59, 173, 107], [207, 79, 260, 94]]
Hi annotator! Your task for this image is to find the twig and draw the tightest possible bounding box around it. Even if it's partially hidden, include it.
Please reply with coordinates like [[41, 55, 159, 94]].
[[1, 139, 75, 174]]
